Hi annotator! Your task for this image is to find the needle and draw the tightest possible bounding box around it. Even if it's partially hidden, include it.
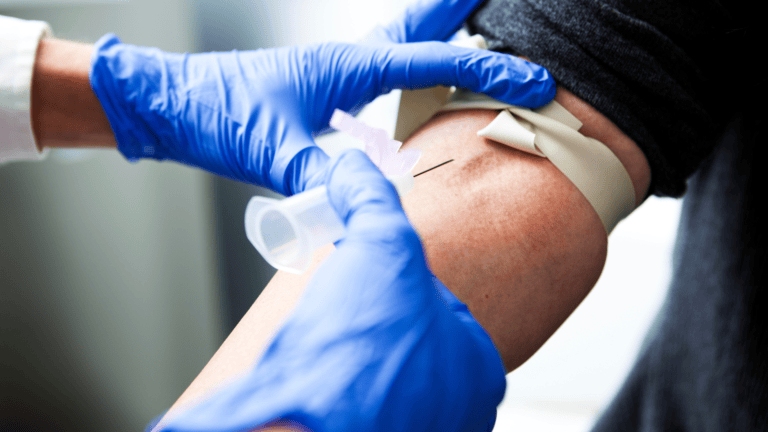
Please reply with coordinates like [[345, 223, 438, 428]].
[[413, 159, 454, 177]]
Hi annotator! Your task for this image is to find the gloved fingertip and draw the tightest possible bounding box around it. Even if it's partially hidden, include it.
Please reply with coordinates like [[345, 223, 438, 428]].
[[277, 143, 331, 196], [488, 56, 557, 108], [529, 63, 557, 107], [526, 72, 557, 108], [291, 145, 331, 194], [325, 149, 403, 229]]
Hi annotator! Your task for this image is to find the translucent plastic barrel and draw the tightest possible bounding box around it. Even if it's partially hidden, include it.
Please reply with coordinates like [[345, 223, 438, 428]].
[[245, 174, 414, 274]]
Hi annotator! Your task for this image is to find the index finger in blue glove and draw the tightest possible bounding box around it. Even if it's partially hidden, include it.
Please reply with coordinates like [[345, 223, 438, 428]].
[[364, 0, 485, 44], [365, 41, 555, 108]]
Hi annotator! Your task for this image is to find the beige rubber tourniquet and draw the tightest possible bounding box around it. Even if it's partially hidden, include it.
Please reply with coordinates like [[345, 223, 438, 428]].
[[394, 74, 635, 234]]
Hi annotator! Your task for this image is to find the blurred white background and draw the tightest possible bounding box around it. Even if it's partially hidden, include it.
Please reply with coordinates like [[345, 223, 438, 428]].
[[0, 1, 682, 431]]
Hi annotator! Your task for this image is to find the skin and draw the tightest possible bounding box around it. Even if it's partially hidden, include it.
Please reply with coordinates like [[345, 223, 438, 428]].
[[30, 38, 651, 432], [31, 38, 116, 150]]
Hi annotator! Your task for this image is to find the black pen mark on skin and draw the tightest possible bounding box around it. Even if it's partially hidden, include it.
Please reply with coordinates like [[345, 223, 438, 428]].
[[413, 159, 454, 177]]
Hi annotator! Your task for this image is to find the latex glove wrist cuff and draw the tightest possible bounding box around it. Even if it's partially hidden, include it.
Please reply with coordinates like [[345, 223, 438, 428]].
[[90, 34, 172, 162]]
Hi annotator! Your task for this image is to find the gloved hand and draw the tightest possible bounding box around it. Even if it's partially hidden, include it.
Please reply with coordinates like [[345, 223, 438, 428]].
[[160, 149, 507, 432], [90, 0, 555, 196]]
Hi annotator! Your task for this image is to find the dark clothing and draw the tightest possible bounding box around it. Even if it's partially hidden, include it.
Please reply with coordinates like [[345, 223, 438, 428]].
[[469, 0, 752, 198], [469, 1, 767, 430], [592, 107, 768, 431]]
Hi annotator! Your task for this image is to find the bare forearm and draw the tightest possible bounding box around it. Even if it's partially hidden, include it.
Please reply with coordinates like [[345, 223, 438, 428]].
[[31, 38, 115, 150]]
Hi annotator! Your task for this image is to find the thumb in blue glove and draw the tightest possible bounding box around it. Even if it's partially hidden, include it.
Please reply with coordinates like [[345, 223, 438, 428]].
[[90, 0, 554, 196], [362, 0, 487, 45], [159, 149, 507, 432]]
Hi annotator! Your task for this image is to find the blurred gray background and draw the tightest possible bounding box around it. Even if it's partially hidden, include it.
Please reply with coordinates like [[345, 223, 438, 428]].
[[1, 1, 682, 431]]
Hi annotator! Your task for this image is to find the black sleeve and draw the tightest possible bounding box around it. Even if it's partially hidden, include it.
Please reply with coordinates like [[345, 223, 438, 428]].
[[468, 0, 755, 197]]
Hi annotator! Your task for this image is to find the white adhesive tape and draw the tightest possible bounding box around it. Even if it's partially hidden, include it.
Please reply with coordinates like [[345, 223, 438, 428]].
[[393, 37, 636, 234]]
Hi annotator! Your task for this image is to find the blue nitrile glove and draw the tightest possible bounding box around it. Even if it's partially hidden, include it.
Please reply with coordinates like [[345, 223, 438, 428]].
[[159, 149, 507, 432], [90, 0, 555, 196]]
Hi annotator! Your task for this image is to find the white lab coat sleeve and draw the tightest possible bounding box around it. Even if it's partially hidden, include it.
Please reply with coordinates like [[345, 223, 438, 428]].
[[0, 15, 52, 164]]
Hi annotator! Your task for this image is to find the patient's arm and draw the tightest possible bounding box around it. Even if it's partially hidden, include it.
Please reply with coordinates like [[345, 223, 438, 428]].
[[159, 87, 651, 424]]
